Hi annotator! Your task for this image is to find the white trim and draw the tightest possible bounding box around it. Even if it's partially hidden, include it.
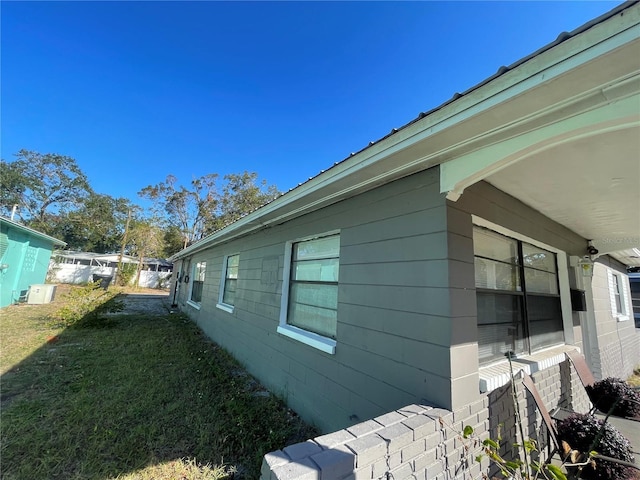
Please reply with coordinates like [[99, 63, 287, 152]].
[[479, 345, 580, 392], [187, 260, 206, 308], [608, 268, 630, 321], [472, 215, 574, 354], [217, 253, 239, 313], [278, 230, 340, 354], [187, 300, 201, 310], [216, 303, 234, 314], [276, 324, 336, 355]]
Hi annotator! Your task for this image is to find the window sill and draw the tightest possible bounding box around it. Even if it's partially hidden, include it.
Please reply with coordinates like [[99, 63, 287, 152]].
[[615, 314, 630, 322], [216, 303, 234, 314], [186, 300, 201, 310], [277, 324, 336, 354], [479, 344, 580, 393]]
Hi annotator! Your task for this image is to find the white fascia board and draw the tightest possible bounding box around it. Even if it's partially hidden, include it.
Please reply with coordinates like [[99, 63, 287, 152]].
[[171, 8, 639, 261]]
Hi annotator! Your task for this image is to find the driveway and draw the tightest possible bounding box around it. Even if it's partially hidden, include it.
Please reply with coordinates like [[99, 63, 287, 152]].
[[110, 291, 171, 316]]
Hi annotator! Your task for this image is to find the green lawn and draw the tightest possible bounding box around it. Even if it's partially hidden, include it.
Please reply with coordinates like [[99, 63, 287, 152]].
[[0, 286, 316, 479]]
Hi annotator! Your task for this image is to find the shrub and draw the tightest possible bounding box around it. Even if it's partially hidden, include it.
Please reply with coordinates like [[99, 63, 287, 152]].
[[116, 263, 137, 286], [50, 282, 123, 328], [586, 377, 640, 418], [556, 413, 635, 480]]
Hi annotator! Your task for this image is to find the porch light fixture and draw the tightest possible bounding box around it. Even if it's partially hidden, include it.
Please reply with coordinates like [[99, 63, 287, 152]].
[[578, 256, 594, 277]]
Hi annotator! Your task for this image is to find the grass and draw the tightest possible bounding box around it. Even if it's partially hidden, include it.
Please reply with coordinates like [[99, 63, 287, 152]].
[[0, 285, 317, 480]]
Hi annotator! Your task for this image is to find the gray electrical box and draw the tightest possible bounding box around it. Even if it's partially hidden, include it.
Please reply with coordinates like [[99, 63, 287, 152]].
[[27, 284, 57, 304]]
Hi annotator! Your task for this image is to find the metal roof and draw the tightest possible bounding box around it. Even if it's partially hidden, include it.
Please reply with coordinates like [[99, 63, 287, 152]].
[[172, 0, 638, 261], [252, 1, 637, 212]]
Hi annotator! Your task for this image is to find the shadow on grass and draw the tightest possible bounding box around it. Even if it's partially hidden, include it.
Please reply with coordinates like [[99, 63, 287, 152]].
[[0, 291, 316, 480]]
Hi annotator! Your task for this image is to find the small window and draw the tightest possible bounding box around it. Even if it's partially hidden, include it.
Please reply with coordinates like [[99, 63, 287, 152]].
[[189, 261, 206, 306], [608, 269, 629, 320], [278, 233, 340, 354], [217, 254, 239, 312]]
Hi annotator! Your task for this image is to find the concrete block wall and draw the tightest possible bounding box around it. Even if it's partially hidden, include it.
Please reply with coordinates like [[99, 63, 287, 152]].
[[487, 361, 591, 466], [260, 401, 491, 480], [261, 360, 591, 480], [590, 259, 640, 380]]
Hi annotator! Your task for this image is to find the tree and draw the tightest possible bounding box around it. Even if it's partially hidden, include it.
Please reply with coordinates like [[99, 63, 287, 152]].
[[211, 171, 281, 232], [127, 219, 164, 287], [138, 172, 279, 249], [139, 174, 219, 248], [0, 150, 92, 233], [51, 194, 135, 253], [161, 225, 186, 258]]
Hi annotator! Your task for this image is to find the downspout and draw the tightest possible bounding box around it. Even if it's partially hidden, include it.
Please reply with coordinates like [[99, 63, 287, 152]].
[[170, 260, 182, 308]]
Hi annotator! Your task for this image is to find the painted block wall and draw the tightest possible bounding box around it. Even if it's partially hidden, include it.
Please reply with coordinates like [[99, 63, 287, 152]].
[[590, 258, 639, 380], [0, 223, 57, 308], [260, 360, 591, 480], [174, 168, 473, 432]]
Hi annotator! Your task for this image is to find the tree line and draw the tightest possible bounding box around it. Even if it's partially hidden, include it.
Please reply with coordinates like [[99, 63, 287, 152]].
[[1, 149, 281, 259]]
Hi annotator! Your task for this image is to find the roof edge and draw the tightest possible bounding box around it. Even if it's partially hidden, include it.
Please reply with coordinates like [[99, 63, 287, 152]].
[[170, 1, 638, 261], [1, 216, 67, 246]]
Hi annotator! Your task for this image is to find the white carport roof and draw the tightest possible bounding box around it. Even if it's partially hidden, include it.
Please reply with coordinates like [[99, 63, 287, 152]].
[[171, 2, 640, 267], [54, 251, 138, 264]]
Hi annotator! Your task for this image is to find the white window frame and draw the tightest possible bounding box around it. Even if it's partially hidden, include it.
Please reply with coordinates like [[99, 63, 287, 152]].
[[472, 216, 573, 360], [607, 269, 630, 321], [277, 230, 339, 355], [187, 260, 206, 310], [217, 254, 239, 313]]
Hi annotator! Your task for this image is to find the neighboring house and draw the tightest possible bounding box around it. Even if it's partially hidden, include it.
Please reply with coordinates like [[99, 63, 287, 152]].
[[0, 217, 66, 308], [49, 251, 173, 289], [170, 1, 640, 438]]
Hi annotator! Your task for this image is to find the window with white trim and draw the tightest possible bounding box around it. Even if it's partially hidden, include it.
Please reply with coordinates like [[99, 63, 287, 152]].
[[473, 226, 564, 365], [218, 254, 239, 310], [607, 269, 629, 320], [190, 261, 206, 305], [279, 233, 340, 348]]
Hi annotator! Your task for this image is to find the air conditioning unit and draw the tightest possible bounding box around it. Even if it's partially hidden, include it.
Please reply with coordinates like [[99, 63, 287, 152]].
[[27, 284, 57, 304]]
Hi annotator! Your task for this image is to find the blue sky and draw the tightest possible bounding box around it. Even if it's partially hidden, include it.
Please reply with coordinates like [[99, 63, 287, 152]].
[[1, 1, 618, 204]]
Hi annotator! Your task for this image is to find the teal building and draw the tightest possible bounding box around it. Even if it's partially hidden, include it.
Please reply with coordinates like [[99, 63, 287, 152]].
[[0, 217, 66, 308]]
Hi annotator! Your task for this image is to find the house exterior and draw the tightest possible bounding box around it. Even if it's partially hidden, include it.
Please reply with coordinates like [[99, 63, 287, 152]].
[[0, 217, 66, 308], [170, 2, 640, 451], [48, 251, 173, 289]]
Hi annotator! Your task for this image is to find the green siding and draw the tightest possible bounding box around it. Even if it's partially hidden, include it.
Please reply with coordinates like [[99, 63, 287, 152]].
[[175, 168, 463, 432]]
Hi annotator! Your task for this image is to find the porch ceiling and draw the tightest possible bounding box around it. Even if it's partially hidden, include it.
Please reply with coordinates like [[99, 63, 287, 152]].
[[485, 127, 640, 266]]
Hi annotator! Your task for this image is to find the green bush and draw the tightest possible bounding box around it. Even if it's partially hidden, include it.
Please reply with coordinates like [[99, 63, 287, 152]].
[[50, 282, 123, 328], [116, 263, 137, 286]]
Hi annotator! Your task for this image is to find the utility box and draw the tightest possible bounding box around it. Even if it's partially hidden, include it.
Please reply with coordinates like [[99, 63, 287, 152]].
[[27, 284, 57, 304]]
